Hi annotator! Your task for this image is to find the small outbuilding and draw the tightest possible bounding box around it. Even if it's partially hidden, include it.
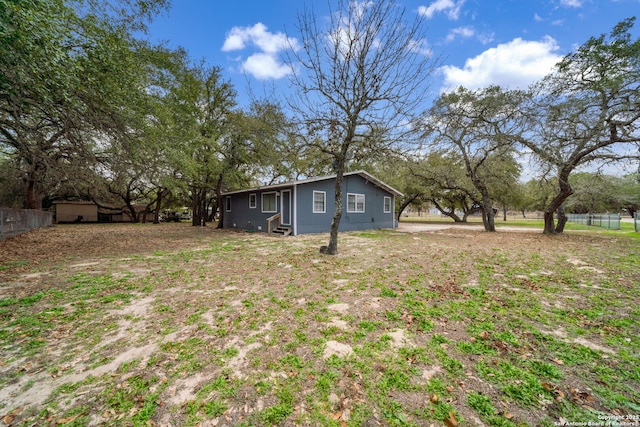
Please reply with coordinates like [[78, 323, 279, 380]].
[[53, 201, 99, 223], [221, 170, 403, 236], [52, 201, 154, 223]]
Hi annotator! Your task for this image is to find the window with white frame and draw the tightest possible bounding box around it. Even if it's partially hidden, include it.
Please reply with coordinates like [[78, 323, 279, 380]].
[[261, 192, 277, 213], [313, 191, 326, 213], [347, 193, 365, 213], [384, 196, 392, 213], [249, 193, 256, 209], [225, 196, 231, 212]]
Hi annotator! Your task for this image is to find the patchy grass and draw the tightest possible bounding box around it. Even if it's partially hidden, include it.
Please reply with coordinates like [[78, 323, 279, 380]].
[[0, 223, 638, 426]]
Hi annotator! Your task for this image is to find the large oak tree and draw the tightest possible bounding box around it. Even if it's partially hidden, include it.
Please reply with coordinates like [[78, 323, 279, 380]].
[[0, 0, 168, 209], [422, 87, 523, 231], [516, 18, 640, 233]]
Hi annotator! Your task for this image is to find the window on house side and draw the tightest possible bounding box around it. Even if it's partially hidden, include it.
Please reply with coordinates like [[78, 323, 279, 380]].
[[225, 196, 231, 212], [249, 193, 256, 209], [347, 193, 365, 213], [313, 191, 326, 213], [262, 192, 277, 213], [384, 196, 391, 213]]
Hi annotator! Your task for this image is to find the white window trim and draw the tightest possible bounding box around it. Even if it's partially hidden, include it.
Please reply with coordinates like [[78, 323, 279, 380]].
[[347, 193, 365, 213], [249, 193, 257, 209], [261, 192, 277, 213], [313, 191, 326, 213], [384, 196, 392, 213], [225, 196, 232, 212]]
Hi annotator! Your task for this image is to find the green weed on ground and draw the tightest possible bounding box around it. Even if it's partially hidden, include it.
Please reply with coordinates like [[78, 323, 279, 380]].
[[0, 225, 638, 426]]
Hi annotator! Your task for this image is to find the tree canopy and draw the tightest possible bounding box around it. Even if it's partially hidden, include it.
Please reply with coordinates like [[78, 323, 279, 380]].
[[0, 2, 638, 238], [515, 17, 640, 233]]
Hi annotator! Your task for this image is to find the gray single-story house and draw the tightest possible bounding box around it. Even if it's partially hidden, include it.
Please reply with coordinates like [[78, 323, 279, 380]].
[[221, 170, 403, 236]]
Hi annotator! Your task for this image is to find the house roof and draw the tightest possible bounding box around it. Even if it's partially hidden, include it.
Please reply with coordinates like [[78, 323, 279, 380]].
[[222, 170, 404, 197]]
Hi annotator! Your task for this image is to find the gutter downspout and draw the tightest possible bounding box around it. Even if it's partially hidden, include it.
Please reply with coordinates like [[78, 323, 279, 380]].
[[292, 184, 298, 236]]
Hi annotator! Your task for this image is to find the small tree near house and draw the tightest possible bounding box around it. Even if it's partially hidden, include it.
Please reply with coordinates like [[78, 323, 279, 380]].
[[287, 0, 439, 254]]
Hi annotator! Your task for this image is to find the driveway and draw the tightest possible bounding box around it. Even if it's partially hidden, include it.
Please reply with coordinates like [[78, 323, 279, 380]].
[[396, 221, 484, 232], [396, 221, 540, 233]]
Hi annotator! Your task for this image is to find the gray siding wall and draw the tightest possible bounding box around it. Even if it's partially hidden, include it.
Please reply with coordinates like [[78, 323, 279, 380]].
[[222, 187, 292, 232], [223, 174, 396, 235], [296, 175, 395, 234]]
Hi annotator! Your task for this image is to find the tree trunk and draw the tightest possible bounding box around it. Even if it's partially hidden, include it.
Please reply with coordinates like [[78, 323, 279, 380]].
[[472, 179, 496, 232], [543, 210, 556, 234], [153, 188, 166, 224], [543, 168, 574, 234], [191, 186, 200, 226], [396, 194, 419, 222], [503, 205, 507, 222], [200, 190, 207, 227], [321, 161, 345, 255], [432, 200, 463, 222], [124, 196, 138, 223], [555, 205, 569, 233], [192, 187, 208, 227], [215, 175, 224, 229], [461, 201, 481, 223], [24, 175, 42, 210], [121, 180, 139, 223], [480, 202, 496, 232]]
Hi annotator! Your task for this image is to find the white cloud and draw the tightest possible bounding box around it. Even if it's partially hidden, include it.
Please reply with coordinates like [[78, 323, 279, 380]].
[[418, 0, 465, 20], [534, 13, 544, 22], [477, 32, 495, 45], [407, 38, 433, 57], [445, 26, 475, 42], [443, 25, 493, 45], [560, 0, 582, 7], [351, 0, 374, 20], [241, 53, 294, 80], [221, 23, 300, 80], [222, 22, 299, 53], [440, 36, 563, 92]]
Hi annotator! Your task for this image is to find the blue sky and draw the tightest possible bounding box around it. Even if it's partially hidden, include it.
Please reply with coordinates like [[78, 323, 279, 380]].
[[145, 0, 639, 108]]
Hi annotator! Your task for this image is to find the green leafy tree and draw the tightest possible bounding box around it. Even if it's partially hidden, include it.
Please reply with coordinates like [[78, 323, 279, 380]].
[[169, 64, 237, 226], [0, 0, 169, 209], [369, 155, 430, 221], [410, 151, 480, 222], [423, 87, 522, 231], [615, 173, 640, 217], [563, 172, 639, 215], [564, 173, 619, 214], [520, 179, 556, 215], [515, 18, 640, 233]]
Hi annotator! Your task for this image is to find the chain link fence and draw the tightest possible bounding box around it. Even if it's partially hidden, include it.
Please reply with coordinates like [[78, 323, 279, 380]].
[[0, 207, 54, 241], [566, 213, 621, 230]]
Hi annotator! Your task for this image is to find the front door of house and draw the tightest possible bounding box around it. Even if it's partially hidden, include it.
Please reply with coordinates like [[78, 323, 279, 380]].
[[281, 190, 291, 226]]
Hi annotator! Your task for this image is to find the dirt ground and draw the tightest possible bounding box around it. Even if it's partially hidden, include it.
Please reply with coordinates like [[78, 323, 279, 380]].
[[0, 221, 512, 266], [0, 223, 228, 267], [0, 222, 638, 426]]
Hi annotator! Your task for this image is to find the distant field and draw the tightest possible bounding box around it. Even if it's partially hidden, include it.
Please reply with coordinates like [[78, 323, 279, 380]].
[[1, 223, 638, 426]]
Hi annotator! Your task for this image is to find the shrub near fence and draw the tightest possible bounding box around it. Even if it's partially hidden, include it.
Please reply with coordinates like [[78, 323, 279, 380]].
[[0, 207, 54, 241], [567, 213, 621, 230]]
